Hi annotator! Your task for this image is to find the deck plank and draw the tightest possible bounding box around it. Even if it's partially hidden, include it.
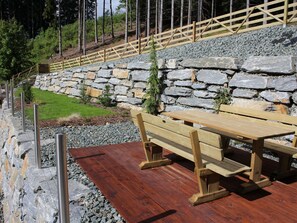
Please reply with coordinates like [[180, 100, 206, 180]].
[[69, 142, 297, 223]]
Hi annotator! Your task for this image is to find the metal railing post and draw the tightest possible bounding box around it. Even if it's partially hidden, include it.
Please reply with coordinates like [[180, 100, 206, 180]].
[[10, 79, 14, 116], [55, 133, 70, 223], [283, 0, 289, 27], [6, 81, 9, 108], [21, 92, 26, 132], [34, 104, 41, 168]]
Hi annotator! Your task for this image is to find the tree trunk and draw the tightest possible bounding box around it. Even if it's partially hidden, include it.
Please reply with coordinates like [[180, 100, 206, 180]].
[[211, 0, 215, 18], [155, 0, 158, 34], [125, 0, 128, 43], [171, 0, 174, 30], [230, 0, 233, 26], [78, 0, 82, 52], [158, 0, 163, 33], [58, 0, 62, 57], [180, 0, 184, 27], [246, 0, 250, 28], [263, 0, 268, 25], [110, 0, 114, 38], [147, 0, 150, 36], [129, 0, 132, 29], [83, 0, 86, 55], [95, 0, 98, 44], [197, 0, 202, 22], [102, 0, 105, 43], [136, 0, 140, 39], [187, 0, 192, 25]]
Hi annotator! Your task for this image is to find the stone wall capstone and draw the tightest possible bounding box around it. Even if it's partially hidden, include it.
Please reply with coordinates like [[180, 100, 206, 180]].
[[34, 56, 297, 114]]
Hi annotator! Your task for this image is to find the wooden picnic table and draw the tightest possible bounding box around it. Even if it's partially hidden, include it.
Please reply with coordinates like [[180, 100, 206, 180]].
[[163, 109, 295, 193]]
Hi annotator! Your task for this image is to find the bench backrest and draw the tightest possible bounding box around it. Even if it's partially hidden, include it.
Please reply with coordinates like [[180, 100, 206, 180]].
[[131, 110, 224, 161]]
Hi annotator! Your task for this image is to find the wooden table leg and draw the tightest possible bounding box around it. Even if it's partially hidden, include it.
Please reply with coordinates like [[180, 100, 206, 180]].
[[241, 139, 271, 193]]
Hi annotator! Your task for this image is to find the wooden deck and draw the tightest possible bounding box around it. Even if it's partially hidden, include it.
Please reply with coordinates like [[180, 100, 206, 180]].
[[69, 142, 297, 223]]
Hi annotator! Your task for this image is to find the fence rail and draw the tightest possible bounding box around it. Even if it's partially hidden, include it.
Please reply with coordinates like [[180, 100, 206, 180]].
[[17, 0, 297, 75]]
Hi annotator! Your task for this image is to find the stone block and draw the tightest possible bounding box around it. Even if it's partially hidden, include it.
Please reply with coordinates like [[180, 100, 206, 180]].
[[231, 98, 273, 111], [161, 95, 177, 104], [164, 87, 192, 96], [158, 59, 166, 69], [292, 92, 297, 104], [116, 95, 128, 102], [94, 78, 109, 83], [133, 89, 145, 98], [232, 88, 258, 98], [164, 105, 187, 112], [192, 82, 207, 90], [134, 82, 147, 89], [259, 91, 290, 104], [109, 78, 121, 85], [193, 90, 216, 98], [87, 87, 103, 97], [229, 72, 267, 89], [120, 80, 133, 87], [97, 69, 112, 78], [274, 76, 297, 92], [73, 73, 85, 79], [130, 70, 150, 81], [113, 69, 129, 79], [242, 56, 296, 74], [207, 85, 222, 92], [115, 86, 129, 95], [177, 97, 215, 109], [86, 72, 96, 80], [91, 83, 106, 90], [197, 70, 228, 85], [166, 59, 178, 69], [115, 63, 128, 69], [167, 69, 195, 80], [174, 81, 193, 87], [127, 61, 151, 70], [71, 88, 81, 97], [127, 97, 143, 105], [87, 66, 100, 72], [180, 57, 241, 70], [66, 81, 78, 87]]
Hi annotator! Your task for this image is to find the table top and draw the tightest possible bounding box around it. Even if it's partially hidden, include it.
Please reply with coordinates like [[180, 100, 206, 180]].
[[163, 109, 295, 140]]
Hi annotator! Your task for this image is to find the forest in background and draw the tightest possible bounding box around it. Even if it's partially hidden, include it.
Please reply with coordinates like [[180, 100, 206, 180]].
[[0, 0, 289, 80]]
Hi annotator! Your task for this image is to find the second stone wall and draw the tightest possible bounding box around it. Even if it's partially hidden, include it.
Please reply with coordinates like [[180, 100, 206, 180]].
[[34, 56, 297, 114]]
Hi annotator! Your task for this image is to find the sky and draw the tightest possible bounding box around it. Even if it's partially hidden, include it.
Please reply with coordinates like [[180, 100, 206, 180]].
[[98, 0, 121, 16]]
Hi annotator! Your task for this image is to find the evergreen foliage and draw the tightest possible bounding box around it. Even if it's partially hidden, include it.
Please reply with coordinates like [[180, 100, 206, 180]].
[[79, 81, 91, 104], [214, 87, 232, 112], [98, 85, 114, 107], [144, 36, 161, 115], [22, 81, 34, 104], [0, 20, 32, 81]]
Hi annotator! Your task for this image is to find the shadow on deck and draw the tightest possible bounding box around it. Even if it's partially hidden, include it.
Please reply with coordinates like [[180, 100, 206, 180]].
[[69, 142, 297, 223]]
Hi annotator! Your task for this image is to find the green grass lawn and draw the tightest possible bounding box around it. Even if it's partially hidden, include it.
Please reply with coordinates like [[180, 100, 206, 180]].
[[25, 88, 113, 121]]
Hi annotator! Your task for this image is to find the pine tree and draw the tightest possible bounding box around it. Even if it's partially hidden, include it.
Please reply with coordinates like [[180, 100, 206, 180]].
[[144, 36, 161, 115]]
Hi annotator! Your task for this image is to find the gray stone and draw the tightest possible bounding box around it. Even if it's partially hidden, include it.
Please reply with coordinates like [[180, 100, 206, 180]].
[[229, 72, 267, 89], [127, 97, 142, 105], [120, 80, 133, 87], [94, 78, 109, 83], [109, 78, 121, 85], [232, 89, 258, 98], [164, 87, 192, 96], [116, 95, 128, 102], [293, 92, 297, 104], [71, 89, 81, 97], [223, 70, 236, 76], [167, 69, 195, 80], [97, 70, 112, 78], [91, 83, 106, 89], [161, 95, 176, 104], [260, 91, 291, 104], [84, 80, 93, 86], [107, 63, 115, 69], [242, 56, 296, 74], [166, 59, 178, 69], [174, 81, 193, 87], [114, 86, 128, 95], [192, 82, 207, 89], [73, 68, 82, 73], [134, 82, 147, 89], [207, 85, 222, 92], [73, 73, 85, 79], [197, 70, 228, 85], [115, 63, 128, 69], [164, 105, 187, 112], [158, 59, 166, 69], [275, 76, 297, 92], [267, 77, 278, 89], [127, 62, 151, 70], [193, 90, 216, 98], [177, 97, 215, 109], [130, 70, 150, 81], [180, 57, 241, 70]]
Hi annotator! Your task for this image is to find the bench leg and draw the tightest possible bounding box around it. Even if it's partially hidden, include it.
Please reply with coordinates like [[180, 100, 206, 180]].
[[270, 153, 297, 180], [189, 171, 229, 206], [139, 143, 172, 170]]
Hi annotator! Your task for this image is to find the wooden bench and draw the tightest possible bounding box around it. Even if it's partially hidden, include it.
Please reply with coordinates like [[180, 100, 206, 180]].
[[131, 110, 250, 205], [219, 104, 297, 178]]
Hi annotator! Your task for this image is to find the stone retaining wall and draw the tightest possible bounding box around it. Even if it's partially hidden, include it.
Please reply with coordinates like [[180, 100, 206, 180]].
[[35, 56, 297, 114], [0, 101, 90, 222]]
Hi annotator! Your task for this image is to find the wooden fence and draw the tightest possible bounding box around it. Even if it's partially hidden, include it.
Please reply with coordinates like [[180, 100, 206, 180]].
[[23, 0, 297, 75]]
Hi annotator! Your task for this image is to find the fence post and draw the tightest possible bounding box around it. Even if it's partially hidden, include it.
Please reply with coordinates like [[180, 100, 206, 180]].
[[192, 21, 197, 42], [55, 133, 70, 223], [138, 36, 142, 55], [10, 79, 14, 116], [104, 49, 106, 62], [6, 81, 9, 108], [79, 56, 82, 66], [34, 104, 41, 169], [62, 59, 65, 70], [283, 0, 289, 27], [21, 92, 26, 132]]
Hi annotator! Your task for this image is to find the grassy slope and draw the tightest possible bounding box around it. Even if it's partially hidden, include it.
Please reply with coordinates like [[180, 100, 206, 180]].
[[25, 88, 113, 120]]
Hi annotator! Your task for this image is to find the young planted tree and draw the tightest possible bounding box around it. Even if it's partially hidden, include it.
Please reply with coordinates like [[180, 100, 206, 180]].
[[144, 36, 161, 115]]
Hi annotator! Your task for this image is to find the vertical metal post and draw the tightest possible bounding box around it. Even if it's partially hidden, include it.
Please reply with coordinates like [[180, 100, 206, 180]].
[[21, 92, 26, 132], [56, 133, 70, 223], [5, 81, 9, 108], [10, 79, 14, 116], [34, 104, 41, 169], [283, 0, 289, 27]]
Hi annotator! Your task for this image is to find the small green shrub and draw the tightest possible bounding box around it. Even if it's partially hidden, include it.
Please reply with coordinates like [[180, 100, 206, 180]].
[[79, 82, 91, 104], [98, 85, 113, 107], [214, 87, 232, 112], [22, 81, 34, 104]]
